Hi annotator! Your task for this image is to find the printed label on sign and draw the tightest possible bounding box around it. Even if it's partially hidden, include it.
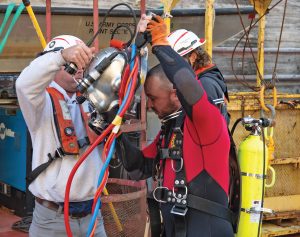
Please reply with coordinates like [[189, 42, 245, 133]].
[[250, 200, 261, 223], [0, 122, 15, 140], [59, 100, 71, 120]]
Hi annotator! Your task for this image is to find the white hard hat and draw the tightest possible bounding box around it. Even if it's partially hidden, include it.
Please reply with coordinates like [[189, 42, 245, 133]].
[[43, 35, 83, 52], [167, 29, 206, 56]]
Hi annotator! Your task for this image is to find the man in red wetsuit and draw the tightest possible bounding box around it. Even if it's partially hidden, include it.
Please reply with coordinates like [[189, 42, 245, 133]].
[[117, 15, 234, 237]]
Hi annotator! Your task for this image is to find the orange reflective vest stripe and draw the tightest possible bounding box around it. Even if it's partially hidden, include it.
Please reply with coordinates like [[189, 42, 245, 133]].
[[47, 87, 97, 155]]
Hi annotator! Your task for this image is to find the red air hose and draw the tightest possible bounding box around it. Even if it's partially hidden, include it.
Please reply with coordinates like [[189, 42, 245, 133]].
[[64, 57, 139, 237]]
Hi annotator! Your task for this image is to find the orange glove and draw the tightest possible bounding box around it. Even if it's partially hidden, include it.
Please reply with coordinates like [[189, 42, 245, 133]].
[[146, 15, 170, 47]]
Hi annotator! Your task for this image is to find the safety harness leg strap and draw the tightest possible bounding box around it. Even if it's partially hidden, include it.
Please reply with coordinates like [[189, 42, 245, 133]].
[[187, 194, 233, 223], [147, 196, 162, 237], [171, 113, 187, 237]]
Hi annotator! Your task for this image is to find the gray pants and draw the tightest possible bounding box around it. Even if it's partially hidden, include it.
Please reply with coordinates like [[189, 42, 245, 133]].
[[29, 200, 107, 237]]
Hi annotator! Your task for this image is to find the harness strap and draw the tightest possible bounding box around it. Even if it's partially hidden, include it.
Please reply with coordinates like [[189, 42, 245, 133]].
[[187, 194, 233, 223], [26, 137, 91, 184], [147, 195, 162, 237], [26, 153, 56, 184], [171, 113, 188, 237], [151, 188, 233, 223]]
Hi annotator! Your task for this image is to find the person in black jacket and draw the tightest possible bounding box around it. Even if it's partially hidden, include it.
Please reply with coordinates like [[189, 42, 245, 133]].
[[167, 29, 230, 125]]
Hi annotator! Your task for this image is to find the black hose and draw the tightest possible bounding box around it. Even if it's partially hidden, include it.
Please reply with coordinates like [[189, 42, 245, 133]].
[[86, 3, 137, 47], [65, 3, 137, 75], [230, 118, 243, 135], [257, 125, 266, 237]]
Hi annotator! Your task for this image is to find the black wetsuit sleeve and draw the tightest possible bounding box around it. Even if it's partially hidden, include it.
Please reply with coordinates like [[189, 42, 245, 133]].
[[152, 45, 204, 119], [116, 134, 154, 180]]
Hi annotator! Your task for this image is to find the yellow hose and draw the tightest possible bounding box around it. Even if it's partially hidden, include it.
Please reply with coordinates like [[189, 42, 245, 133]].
[[25, 5, 46, 48], [103, 187, 123, 232]]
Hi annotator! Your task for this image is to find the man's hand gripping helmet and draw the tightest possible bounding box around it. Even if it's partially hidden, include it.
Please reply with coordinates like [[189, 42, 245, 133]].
[[167, 29, 206, 56], [43, 35, 83, 53]]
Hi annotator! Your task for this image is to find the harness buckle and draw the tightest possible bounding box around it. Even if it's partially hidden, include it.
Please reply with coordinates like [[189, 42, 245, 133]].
[[55, 148, 65, 158], [172, 185, 188, 201], [153, 186, 169, 203], [171, 157, 183, 172], [171, 204, 188, 216], [77, 137, 90, 149]]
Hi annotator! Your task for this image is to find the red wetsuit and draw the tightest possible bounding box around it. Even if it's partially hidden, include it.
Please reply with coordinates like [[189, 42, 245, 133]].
[[117, 45, 234, 237]]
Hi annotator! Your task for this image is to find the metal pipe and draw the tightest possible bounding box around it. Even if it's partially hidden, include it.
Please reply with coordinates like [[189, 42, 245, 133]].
[[213, 47, 300, 55], [205, 0, 214, 57], [0, 6, 254, 17], [46, 0, 51, 43], [140, 0, 146, 15], [93, 0, 99, 51], [257, 12, 266, 87], [224, 74, 300, 81]]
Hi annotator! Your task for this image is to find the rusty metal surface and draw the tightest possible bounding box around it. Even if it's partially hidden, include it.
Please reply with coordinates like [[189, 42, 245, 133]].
[[101, 178, 147, 237], [229, 93, 300, 158], [0, 6, 252, 72], [265, 165, 300, 197]]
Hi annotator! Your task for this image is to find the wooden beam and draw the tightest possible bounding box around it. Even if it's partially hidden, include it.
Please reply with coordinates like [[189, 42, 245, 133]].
[[264, 195, 300, 212]]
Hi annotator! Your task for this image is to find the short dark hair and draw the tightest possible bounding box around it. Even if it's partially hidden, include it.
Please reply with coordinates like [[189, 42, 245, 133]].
[[145, 64, 173, 91], [146, 64, 166, 80]]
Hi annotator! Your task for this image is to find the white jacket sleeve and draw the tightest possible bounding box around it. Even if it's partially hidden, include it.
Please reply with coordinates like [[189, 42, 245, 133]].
[[16, 51, 66, 130]]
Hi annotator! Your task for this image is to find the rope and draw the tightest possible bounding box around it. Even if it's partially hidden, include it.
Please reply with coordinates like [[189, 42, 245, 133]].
[[0, 3, 15, 37], [0, 3, 25, 54], [269, 0, 288, 88], [231, 0, 285, 91]]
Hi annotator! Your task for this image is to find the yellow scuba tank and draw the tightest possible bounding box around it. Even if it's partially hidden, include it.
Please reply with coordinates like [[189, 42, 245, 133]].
[[235, 116, 272, 237]]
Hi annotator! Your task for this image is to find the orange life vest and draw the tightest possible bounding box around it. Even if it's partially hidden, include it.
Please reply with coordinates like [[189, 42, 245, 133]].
[[47, 87, 98, 155]]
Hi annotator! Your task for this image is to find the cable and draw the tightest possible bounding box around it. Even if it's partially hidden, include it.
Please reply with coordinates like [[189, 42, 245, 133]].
[[230, 118, 243, 135], [0, 3, 15, 37], [64, 57, 139, 237], [231, 0, 285, 91], [86, 58, 139, 236], [0, 3, 25, 54], [269, 0, 288, 88], [64, 123, 114, 237], [257, 125, 266, 237], [65, 3, 137, 75], [87, 3, 137, 47], [87, 139, 116, 237]]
